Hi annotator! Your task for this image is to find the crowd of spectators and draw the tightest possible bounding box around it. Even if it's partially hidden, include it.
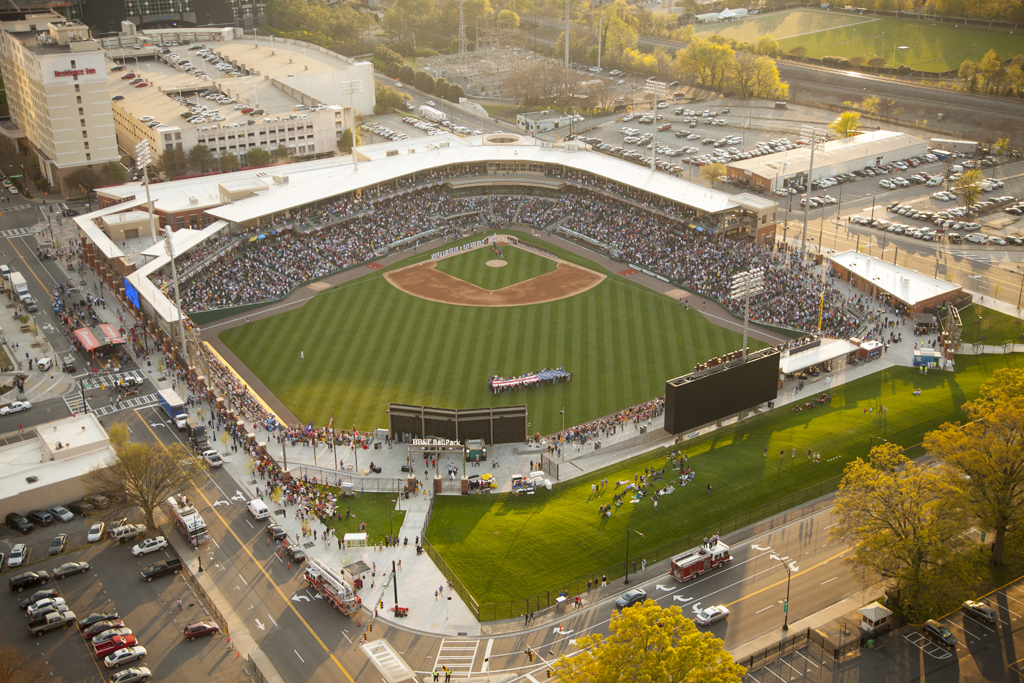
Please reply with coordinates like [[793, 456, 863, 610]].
[[546, 397, 665, 445]]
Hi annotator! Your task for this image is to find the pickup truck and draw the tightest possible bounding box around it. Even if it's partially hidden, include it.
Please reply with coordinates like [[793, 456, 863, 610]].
[[140, 558, 183, 582], [29, 609, 76, 636], [95, 634, 137, 658]]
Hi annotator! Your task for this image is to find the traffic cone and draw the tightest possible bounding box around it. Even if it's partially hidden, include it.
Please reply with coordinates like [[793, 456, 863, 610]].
[[357, 618, 360, 628], [288, 562, 291, 570]]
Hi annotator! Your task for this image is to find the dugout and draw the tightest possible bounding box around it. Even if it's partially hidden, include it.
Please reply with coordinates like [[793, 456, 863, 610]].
[[388, 403, 527, 444]]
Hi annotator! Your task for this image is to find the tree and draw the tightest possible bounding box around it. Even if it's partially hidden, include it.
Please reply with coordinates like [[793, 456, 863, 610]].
[[84, 423, 207, 531], [103, 161, 128, 184], [675, 39, 734, 91], [866, 56, 887, 68], [158, 148, 190, 179], [246, 148, 272, 167], [413, 69, 436, 93], [831, 443, 978, 619], [0, 646, 47, 683], [925, 369, 1024, 566], [753, 35, 781, 57], [271, 145, 293, 162], [218, 154, 240, 173], [980, 49, 1004, 90], [435, 77, 450, 100], [446, 84, 465, 102], [337, 128, 360, 153], [188, 145, 216, 174], [398, 64, 415, 84], [830, 111, 861, 138], [553, 600, 744, 682], [787, 46, 808, 61], [699, 162, 726, 188], [953, 168, 984, 208]]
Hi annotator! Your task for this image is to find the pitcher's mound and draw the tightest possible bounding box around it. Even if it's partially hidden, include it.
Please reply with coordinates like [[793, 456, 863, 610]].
[[486, 259, 507, 268]]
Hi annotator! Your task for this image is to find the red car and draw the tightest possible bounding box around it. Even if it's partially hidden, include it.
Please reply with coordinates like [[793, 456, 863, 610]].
[[121, 73, 136, 80], [95, 634, 137, 658], [183, 621, 219, 641], [134, 83, 149, 88], [241, 107, 254, 114]]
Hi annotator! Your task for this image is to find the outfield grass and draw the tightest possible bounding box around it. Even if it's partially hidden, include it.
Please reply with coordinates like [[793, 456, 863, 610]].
[[428, 354, 1024, 614], [692, 9, 1024, 72], [220, 231, 757, 434], [434, 244, 557, 290], [959, 304, 1024, 344], [320, 490, 406, 546]]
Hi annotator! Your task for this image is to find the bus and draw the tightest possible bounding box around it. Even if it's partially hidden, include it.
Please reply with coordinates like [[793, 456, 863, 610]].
[[167, 493, 209, 546]]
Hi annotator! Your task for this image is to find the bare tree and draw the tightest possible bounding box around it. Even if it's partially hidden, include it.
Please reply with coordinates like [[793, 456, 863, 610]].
[[0, 646, 48, 683], [84, 423, 207, 530]]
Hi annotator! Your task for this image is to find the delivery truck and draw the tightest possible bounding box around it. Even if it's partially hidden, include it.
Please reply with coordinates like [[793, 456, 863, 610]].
[[157, 388, 187, 428]]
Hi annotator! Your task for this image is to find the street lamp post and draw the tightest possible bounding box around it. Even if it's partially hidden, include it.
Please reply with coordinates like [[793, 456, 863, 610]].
[[338, 80, 364, 171], [624, 527, 644, 584], [770, 553, 799, 630]]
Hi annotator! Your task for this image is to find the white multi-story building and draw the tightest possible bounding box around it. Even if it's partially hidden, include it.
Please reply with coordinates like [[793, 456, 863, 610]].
[[0, 12, 119, 193]]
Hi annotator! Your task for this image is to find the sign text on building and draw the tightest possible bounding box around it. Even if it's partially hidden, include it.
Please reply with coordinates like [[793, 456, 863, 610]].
[[54, 68, 96, 77]]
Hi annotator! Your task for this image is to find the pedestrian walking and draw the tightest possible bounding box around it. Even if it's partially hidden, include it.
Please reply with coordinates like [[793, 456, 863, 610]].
[[398, 560, 402, 571], [641, 558, 646, 573], [177, 599, 183, 611], [300, 351, 304, 359], [432, 670, 439, 682], [707, 483, 712, 495], [435, 590, 439, 601]]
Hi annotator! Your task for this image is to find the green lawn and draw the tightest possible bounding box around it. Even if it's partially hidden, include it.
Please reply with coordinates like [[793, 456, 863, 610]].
[[428, 354, 1024, 618], [220, 231, 756, 434], [321, 490, 406, 546], [775, 16, 1024, 72], [959, 304, 1024, 344], [691, 9, 1024, 72], [434, 244, 557, 290]]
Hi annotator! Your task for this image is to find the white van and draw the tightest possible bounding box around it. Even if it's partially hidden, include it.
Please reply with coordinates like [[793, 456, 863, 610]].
[[247, 499, 269, 520]]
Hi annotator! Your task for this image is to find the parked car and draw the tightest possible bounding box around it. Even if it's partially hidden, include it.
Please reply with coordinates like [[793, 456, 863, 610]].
[[5, 512, 33, 534], [9, 571, 50, 592], [614, 588, 647, 610], [28, 610, 75, 636], [104, 646, 148, 669], [962, 600, 998, 624], [131, 536, 168, 557], [93, 627, 133, 645], [53, 561, 91, 579], [266, 524, 287, 541], [48, 505, 74, 522], [19, 588, 58, 609], [8, 543, 28, 568], [183, 620, 220, 640], [285, 545, 306, 562], [87, 522, 105, 542], [48, 534, 69, 556], [78, 612, 120, 629], [110, 666, 151, 683], [84, 619, 125, 638], [923, 619, 957, 648], [140, 558, 183, 581], [28, 599, 69, 621], [68, 501, 95, 516]]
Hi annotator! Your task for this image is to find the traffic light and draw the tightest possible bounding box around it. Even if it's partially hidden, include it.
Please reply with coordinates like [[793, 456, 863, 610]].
[[546, 669, 552, 678], [528, 649, 534, 662], [368, 623, 372, 633], [379, 600, 384, 609]]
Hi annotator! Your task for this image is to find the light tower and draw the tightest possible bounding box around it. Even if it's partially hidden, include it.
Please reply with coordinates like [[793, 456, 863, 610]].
[[643, 80, 667, 172], [338, 80, 364, 171], [134, 140, 158, 244], [458, 0, 467, 54], [730, 268, 764, 362], [799, 125, 828, 264]]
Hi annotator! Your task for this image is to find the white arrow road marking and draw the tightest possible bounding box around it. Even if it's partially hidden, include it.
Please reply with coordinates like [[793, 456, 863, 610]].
[[149, 423, 168, 428], [690, 602, 702, 613], [553, 627, 573, 635], [232, 490, 247, 502], [212, 500, 230, 507], [569, 639, 578, 647], [291, 595, 310, 602], [255, 619, 265, 630], [672, 595, 692, 603], [249, 604, 254, 610], [655, 585, 672, 592], [752, 544, 771, 551]]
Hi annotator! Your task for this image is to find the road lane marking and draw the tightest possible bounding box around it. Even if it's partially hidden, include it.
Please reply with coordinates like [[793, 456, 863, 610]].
[[724, 548, 848, 609], [239, 574, 247, 586], [821, 577, 837, 585], [756, 605, 773, 614], [294, 649, 305, 663], [481, 639, 494, 673]]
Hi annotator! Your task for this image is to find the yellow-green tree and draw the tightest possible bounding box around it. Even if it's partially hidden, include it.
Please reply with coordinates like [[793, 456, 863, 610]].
[[552, 600, 745, 682], [699, 162, 727, 188], [953, 168, 984, 208], [831, 443, 979, 619], [675, 39, 735, 91], [925, 369, 1024, 566], [830, 111, 861, 138]]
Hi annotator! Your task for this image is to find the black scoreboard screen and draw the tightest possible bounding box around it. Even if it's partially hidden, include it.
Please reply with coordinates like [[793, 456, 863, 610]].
[[664, 348, 780, 434]]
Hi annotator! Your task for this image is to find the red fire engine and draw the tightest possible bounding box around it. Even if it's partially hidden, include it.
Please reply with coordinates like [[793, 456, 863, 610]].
[[670, 541, 731, 581], [304, 556, 362, 616]]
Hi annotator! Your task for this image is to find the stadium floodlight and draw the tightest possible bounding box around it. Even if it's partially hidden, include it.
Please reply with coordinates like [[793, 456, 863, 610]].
[[134, 140, 157, 243], [643, 80, 667, 172], [163, 225, 189, 369], [731, 268, 764, 362], [798, 125, 828, 265], [338, 80, 364, 171]]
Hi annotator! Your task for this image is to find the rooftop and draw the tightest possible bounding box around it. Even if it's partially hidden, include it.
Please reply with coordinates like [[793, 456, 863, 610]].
[[728, 131, 928, 178], [830, 250, 961, 307]]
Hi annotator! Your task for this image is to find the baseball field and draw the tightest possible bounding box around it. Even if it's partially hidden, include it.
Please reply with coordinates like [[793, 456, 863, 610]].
[[428, 353, 1024, 617], [695, 9, 1024, 72], [219, 232, 756, 435]]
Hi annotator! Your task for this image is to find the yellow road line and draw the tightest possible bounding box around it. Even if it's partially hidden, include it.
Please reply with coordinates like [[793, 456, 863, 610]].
[[141, 419, 356, 682], [724, 548, 849, 608]]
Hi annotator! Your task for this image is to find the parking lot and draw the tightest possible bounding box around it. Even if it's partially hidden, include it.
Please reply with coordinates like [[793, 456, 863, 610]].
[[2, 510, 251, 683]]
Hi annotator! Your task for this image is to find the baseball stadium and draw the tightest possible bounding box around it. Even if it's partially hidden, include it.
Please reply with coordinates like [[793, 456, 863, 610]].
[[81, 132, 1022, 617]]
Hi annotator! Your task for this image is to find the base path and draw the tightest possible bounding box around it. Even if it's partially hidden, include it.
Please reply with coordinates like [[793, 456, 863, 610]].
[[385, 254, 604, 307]]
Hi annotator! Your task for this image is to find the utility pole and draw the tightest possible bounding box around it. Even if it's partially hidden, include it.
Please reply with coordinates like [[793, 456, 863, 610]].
[[564, 0, 570, 71], [597, 17, 602, 71]]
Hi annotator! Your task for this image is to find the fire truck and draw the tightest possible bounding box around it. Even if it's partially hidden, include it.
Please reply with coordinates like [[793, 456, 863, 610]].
[[304, 556, 362, 616], [670, 540, 731, 581]]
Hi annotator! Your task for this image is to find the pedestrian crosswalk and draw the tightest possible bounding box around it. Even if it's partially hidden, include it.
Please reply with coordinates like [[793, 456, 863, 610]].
[[433, 639, 478, 678], [362, 639, 417, 683], [0, 226, 34, 237], [61, 386, 157, 417], [948, 249, 992, 265], [78, 369, 146, 391]]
